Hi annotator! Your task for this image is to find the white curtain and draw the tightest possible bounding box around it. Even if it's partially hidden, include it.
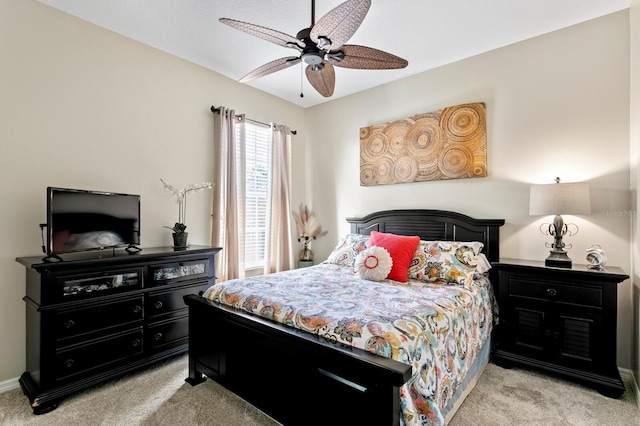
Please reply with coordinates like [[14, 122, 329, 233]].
[[264, 124, 294, 273], [212, 107, 246, 282]]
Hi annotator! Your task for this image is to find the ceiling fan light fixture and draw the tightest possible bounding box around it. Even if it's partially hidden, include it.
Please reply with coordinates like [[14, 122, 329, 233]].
[[302, 52, 324, 65]]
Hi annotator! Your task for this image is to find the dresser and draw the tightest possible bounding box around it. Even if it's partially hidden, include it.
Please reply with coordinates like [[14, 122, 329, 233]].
[[16, 245, 221, 414], [492, 258, 628, 397]]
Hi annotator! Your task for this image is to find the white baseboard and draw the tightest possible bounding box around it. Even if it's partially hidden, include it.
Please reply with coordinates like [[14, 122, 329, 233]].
[[619, 367, 639, 407], [0, 376, 20, 394]]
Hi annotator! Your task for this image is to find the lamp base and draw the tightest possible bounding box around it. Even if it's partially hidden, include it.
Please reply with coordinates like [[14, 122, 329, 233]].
[[545, 250, 572, 268]]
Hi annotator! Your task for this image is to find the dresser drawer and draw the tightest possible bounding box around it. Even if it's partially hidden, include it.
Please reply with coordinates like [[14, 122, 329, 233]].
[[147, 315, 189, 351], [508, 276, 602, 308], [146, 282, 210, 319], [149, 259, 210, 286], [55, 296, 144, 341], [55, 327, 143, 381]]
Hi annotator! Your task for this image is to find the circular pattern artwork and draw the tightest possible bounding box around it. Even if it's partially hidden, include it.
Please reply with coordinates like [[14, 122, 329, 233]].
[[359, 103, 487, 186]]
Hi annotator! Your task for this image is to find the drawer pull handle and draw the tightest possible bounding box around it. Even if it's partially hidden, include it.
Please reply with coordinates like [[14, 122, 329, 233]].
[[547, 288, 557, 297], [132, 339, 141, 347], [154, 301, 163, 309], [132, 305, 142, 314], [154, 333, 163, 341], [64, 320, 75, 329], [64, 359, 75, 369]]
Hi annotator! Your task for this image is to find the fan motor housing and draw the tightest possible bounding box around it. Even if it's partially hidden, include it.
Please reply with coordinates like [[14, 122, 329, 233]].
[[297, 27, 325, 66]]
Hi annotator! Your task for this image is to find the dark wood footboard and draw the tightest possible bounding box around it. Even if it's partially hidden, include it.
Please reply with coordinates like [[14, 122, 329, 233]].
[[184, 294, 412, 425]]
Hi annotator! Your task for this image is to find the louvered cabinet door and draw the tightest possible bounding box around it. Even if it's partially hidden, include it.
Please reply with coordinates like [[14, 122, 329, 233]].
[[493, 259, 627, 398]]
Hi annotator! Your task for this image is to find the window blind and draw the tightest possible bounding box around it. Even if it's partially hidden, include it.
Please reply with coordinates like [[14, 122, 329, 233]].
[[237, 122, 270, 269]]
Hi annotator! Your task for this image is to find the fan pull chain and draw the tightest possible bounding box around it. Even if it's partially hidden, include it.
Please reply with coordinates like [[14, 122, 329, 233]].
[[300, 62, 304, 98]]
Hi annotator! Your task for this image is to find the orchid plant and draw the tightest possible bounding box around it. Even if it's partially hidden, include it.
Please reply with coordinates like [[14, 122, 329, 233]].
[[161, 179, 212, 234]]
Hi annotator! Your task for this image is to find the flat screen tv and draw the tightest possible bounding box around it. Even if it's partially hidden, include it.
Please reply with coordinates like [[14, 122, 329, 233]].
[[47, 187, 141, 256]]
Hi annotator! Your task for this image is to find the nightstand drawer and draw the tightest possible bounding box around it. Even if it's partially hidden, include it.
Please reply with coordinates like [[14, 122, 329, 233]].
[[509, 277, 602, 308]]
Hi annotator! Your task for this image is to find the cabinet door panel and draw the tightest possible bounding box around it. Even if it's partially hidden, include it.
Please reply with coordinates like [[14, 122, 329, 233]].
[[512, 307, 546, 352], [556, 311, 603, 370]]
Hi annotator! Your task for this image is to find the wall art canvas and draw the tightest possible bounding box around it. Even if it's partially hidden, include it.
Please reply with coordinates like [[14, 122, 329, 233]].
[[359, 102, 487, 186]]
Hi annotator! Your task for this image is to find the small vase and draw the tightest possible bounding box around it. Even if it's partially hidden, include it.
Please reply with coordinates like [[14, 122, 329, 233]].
[[172, 232, 188, 248], [299, 243, 313, 261]]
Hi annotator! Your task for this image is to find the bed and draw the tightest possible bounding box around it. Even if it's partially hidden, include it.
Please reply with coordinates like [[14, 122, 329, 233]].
[[184, 209, 504, 425]]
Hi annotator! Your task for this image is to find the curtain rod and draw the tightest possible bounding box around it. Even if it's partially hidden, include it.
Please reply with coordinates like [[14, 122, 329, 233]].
[[210, 106, 297, 135]]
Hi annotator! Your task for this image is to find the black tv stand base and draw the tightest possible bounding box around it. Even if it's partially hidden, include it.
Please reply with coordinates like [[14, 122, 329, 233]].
[[41, 253, 63, 263], [125, 244, 142, 253]]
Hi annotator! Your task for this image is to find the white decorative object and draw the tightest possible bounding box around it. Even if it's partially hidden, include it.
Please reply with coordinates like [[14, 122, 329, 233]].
[[586, 244, 607, 269], [355, 246, 393, 282]]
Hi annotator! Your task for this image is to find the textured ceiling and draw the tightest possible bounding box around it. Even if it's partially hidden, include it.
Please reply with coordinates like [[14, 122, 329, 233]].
[[37, 0, 631, 108]]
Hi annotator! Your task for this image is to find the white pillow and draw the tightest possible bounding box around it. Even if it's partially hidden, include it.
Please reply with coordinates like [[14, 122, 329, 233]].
[[354, 246, 393, 282]]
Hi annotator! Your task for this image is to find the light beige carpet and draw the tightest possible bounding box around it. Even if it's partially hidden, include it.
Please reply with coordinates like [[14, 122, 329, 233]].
[[450, 364, 639, 426], [0, 355, 638, 425]]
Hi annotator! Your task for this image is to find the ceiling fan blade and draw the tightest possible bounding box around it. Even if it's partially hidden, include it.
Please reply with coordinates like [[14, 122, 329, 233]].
[[240, 57, 302, 83], [310, 0, 371, 51], [220, 18, 304, 50], [332, 45, 408, 70], [305, 62, 335, 97]]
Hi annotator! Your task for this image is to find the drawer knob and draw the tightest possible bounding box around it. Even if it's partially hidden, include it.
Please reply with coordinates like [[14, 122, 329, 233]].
[[132, 305, 142, 314], [154, 301, 163, 309], [547, 288, 557, 297], [64, 359, 75, 369], [64, 319, 75, 329], [132, 338, 141, 347], [154, 333, 163, 341]]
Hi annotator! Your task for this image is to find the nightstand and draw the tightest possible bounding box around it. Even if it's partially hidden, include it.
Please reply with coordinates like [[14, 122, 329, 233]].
[[492, 258, 629, 398], [297, 260, 314, 268]]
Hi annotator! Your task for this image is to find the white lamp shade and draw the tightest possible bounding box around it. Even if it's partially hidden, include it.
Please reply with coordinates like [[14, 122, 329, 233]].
[[529, 182, 591, 216]]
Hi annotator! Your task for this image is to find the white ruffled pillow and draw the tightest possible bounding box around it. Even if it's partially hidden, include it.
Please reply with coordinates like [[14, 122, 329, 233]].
[[354, 246, 393, 282]]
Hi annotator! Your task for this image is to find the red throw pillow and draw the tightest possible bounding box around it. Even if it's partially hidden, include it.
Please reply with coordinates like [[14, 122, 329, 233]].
[[369, 231, 420, 282]]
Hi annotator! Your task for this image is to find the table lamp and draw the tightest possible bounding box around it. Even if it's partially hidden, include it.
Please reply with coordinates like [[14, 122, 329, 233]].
[[529, 177, 591, 268]]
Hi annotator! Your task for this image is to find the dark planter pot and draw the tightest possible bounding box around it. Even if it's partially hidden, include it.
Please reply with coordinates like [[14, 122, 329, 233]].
[[172, 232, 188, 248]]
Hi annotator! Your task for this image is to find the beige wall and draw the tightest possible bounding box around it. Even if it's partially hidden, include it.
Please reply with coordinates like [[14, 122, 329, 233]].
[[631, 0, 640, 394], [0, 0, 305, 383], [306, 11, 632, 368]]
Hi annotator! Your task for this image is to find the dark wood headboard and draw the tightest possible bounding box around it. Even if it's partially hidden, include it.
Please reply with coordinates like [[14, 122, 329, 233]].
[[347, 209, 505, 262]]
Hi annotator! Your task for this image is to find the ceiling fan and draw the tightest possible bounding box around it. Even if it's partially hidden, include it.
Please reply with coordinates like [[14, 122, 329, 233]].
[[220, 0, 408, 98]]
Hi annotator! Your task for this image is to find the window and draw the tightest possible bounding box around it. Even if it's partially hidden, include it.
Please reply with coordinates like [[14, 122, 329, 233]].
[[237, 121, 270, 269]]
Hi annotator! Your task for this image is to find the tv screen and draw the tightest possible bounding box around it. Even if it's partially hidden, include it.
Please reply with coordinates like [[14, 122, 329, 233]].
[[47, 187, 140, 255]]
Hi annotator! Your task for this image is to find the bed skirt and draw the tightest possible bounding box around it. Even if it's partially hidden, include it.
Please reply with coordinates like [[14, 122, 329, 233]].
[[443, 334, 492, 423]]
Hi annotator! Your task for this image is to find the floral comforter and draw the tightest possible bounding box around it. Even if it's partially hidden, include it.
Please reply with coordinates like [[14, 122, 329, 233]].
[[203, 263, 495, 425]]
